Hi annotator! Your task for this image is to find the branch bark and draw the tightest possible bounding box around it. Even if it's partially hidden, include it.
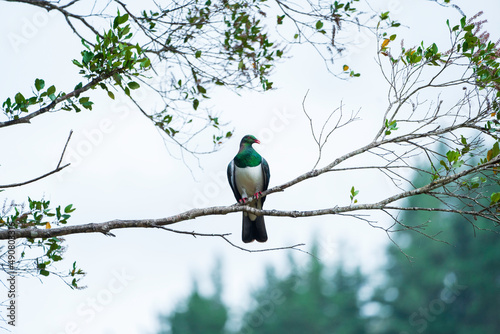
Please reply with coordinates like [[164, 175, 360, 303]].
[[3, 155, 498, 241]]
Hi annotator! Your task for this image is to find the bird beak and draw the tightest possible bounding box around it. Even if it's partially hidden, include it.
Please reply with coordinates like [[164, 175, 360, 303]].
[[255, 139, 261, 144]]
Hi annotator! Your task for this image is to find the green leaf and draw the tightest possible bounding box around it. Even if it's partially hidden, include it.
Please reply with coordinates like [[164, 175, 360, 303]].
[[64, 204, 75, 213], [40, 269, 50, 276], [431, 43, 438, 54], [107, 91, 115, 99], [128, 81, 140, 90], [82, 51, 93, 65], [440, 160, 449, 171], [315, 20, 324, 30], [35, 78, 45, 91], [71, 103, 81, 113], [197, 85, 207, 94], [380, 11, 390, 20], [350, 186, 359, 203], [140, 58, 151, 68], [47, 85, 56, 96], [384, 119, 398, 135], [193, 99, 200, 110], [79, 97, 93, 110], [113, 13, 129, 29], [460, 16, 466, 28], [3, 97, 12, 110], [72, 59, 83, 68], [446, 150, 460, 163], [195, 50, 202, 58], [490, 192, 500, 205], [14, 92, 26, 105]]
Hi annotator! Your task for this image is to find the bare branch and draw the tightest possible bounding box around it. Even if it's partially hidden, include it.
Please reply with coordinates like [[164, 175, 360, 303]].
[[0, 164, 70, 190], [152, 224, 307, 254], [56, 130, 73, 169], [0, 130, 73, 189]]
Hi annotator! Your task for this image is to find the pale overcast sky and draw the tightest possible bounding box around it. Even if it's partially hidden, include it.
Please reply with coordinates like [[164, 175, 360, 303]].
[[1, 0, 499, 333]]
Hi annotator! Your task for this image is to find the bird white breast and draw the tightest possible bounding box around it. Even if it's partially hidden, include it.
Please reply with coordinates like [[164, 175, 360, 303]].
[[234, 165, 264, 201]]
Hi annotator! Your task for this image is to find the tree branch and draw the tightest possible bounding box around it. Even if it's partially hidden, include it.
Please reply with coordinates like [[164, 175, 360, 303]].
[[0, 130, 73, 189], [2, 154, 498, 240], [152, 224, 307, 254], [0, 69, 123, 128]]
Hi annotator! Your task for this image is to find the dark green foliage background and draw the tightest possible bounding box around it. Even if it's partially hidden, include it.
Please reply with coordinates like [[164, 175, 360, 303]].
[[155, 169, 500, 334]]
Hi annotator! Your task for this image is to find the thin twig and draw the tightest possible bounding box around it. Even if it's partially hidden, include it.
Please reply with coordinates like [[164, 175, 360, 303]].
[[152, 224, 308, 254], [0, 130, 73, 189], [57, 130, 73, 169]]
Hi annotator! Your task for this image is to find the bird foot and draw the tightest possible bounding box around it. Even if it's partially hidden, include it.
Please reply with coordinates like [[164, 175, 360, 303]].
[[239, 192, 262, 203]]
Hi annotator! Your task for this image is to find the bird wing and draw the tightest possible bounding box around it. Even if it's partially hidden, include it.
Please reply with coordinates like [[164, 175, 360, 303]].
[[260, 158, 270, 205], [227, 160, 242, 202]]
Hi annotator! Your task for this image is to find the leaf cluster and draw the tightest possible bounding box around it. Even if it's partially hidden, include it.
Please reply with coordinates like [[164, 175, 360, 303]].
[[1, 198, 84, 289], [72, 11, 151, 99]]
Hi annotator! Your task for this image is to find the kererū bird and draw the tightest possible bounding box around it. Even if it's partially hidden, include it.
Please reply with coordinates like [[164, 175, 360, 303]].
[[227, 135, 270, 243]]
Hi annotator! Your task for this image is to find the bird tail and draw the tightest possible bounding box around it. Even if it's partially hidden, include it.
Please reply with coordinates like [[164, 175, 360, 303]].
[[242, 214, 268, 243]]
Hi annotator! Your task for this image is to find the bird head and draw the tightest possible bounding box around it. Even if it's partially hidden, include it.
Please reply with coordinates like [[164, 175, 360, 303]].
[[240, 135, 260, 146]]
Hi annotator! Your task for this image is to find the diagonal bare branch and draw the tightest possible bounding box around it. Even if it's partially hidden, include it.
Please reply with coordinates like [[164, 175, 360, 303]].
[[0, 130, 73, 189]]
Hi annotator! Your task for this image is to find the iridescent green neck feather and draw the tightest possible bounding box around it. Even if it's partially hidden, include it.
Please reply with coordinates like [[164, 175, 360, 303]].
[[234, 144, 262, 167]]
